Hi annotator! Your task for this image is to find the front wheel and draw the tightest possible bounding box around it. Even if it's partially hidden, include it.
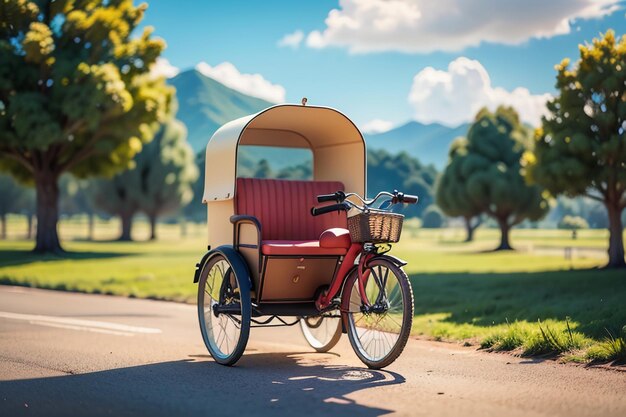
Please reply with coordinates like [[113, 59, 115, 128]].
[[343, 258, 414, 369], [197, 253, 251, 366], [300, 314, 342, 352]]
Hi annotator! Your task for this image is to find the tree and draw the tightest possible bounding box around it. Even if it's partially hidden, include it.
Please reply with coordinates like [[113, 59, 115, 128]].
[[445, 107, 549, 250], [367, 149, 437, 219], [436, 137, 484, 241], [558, 215, 589, 230], [91, 118, 198, 241], [422, 205, 444, 228], [21, 186, 36, 239], [0, 0, 173, 253], [0, 174, 33, 239], [253, 159, 273, 179], [183, 151, 206, 223], [526, 31, 626, 267], [60, 175, 97, 240], [134, 119, 198, 240], [91, 171, 140, 241]]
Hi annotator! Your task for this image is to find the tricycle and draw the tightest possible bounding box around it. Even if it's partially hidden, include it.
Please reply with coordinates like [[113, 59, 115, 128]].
[[193, 103, 418, 369]]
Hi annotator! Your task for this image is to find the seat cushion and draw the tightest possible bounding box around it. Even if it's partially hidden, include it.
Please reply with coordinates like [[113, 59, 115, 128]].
[[236, 178, 347, 241], [319, 228, 351, 249], [262, 240, 348, 256]]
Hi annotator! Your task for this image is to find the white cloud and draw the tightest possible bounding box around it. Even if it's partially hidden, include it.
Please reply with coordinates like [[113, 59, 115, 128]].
[[408, 57, 551, 126], [150, 57, 179, 79], [360, 119, 395, 134], [278, 30, 305, 49], [304, 0, 620, 53], [195, 62, 286, 103]]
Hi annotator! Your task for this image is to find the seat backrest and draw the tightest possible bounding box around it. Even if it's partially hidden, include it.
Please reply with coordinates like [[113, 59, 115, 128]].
[[235, 178, 347, 241]]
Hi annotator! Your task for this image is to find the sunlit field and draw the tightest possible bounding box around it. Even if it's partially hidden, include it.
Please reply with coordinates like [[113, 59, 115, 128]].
[[1, 215, 624, 362]]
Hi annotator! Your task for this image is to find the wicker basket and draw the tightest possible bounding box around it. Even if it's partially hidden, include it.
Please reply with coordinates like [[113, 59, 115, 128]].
[[347, 211, 404, 243]]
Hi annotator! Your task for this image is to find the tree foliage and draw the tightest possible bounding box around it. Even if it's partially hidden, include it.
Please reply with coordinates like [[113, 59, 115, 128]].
[[527, 31, 626, 267], [436, 137, 485, 241], [422, 205, 444, 228], [367, 149, 437, 218], [0, 0, 173, 252], [439, 106, 549, 250], [558, 215, 589, 230]]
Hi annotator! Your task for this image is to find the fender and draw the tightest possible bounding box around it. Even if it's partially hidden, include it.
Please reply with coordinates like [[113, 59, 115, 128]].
[[193, 245, 252, 292], [368, 254, 407, 268], [193, 246, 212, 283]]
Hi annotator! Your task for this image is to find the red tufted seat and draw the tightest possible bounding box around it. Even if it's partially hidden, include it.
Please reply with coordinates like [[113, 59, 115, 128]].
[[261, 229, 352, 255], [235, 178, 350, 256]]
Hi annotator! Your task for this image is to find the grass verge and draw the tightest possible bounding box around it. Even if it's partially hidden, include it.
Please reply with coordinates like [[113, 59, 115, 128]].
[[1, 219, 624, 364]]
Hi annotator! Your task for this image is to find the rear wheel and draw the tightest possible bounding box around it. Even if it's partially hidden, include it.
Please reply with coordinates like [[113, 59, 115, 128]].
[[344, 258, 413, 369], [300, 314, 342, 352], [197, 254, 250, 366]]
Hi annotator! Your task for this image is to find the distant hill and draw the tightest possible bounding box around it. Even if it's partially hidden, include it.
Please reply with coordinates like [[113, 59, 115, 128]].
[[170, 70, 468, 169], [364, 121, 469, 169], [169, 69, 273, 152]]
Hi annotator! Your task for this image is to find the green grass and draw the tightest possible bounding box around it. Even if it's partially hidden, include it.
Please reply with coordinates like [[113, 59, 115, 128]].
[[1, 215, 625, 363], [584, 327, 626, 363]]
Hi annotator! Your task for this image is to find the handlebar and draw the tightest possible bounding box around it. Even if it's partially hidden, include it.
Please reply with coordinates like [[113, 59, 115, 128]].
[[394, 192, 418, 204], [316, 191, 346, 203], [311, 189, 419, 217], [310, 202, 351, 216]]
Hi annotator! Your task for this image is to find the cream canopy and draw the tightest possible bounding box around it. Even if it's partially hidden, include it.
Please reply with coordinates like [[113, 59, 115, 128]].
[[203, 104, 366, 203]]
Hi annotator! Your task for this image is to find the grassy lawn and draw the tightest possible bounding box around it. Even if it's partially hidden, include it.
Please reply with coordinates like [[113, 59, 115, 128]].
[[1, 215, 624, 363]]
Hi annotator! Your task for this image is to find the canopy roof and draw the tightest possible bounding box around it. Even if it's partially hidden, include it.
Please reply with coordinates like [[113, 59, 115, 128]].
[[203, 104, 366, 202]]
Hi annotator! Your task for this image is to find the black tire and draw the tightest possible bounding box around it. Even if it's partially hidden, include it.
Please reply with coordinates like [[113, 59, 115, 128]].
[[197, 253, 251, 366], [299, 314, 342, 353], [344, 258, 414, 369]]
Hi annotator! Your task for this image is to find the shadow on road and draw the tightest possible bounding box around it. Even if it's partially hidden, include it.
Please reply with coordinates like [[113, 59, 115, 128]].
[[0, 352, 404, 417]]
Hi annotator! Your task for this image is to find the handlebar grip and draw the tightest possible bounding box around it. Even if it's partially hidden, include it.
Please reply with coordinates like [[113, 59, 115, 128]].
[[401, 194, 419, 204], [316, 190, 345, 203], [311, 203, 349, 216], [317, 194, 338, 203]]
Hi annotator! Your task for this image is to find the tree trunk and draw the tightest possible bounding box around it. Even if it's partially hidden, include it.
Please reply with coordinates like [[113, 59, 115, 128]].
[[496, 218, 513, 251], [26, 214, 33, 239], [1, 214, 6, 239], [605, 202, 625, 268], [180, 217, 187, 238], [463, 216, 481, 242], [87, 213, 95, 241], [34, 173, 63, 253], [149, 214, 157, 241], [119, 212, 134, 241]]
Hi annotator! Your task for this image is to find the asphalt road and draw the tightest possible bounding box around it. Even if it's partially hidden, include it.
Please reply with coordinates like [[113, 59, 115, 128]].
[[0, 286, 624, 417]]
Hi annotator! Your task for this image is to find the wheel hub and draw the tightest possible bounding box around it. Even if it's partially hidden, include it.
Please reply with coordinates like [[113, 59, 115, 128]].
[[360, 301, 389, 314]]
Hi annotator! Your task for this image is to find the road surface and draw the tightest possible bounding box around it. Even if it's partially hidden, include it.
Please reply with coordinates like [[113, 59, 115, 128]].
[[0, 285, 624, 417]]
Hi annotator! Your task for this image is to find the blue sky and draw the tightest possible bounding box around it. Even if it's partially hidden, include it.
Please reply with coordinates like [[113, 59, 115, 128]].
[[141, 0, 626, 130]]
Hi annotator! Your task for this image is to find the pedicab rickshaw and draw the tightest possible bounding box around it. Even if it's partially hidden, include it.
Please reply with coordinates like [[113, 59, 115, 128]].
[[193, 103, 418, 369]]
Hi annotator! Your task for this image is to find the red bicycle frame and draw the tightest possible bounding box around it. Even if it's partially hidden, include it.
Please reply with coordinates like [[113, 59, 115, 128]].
[[315, 243, 375, 311]]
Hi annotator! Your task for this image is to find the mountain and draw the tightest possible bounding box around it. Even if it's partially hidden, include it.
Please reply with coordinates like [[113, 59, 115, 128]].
[[364, 121, 469, 169], [169, 69, 273, 152], [169, 69, 467, 169]]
